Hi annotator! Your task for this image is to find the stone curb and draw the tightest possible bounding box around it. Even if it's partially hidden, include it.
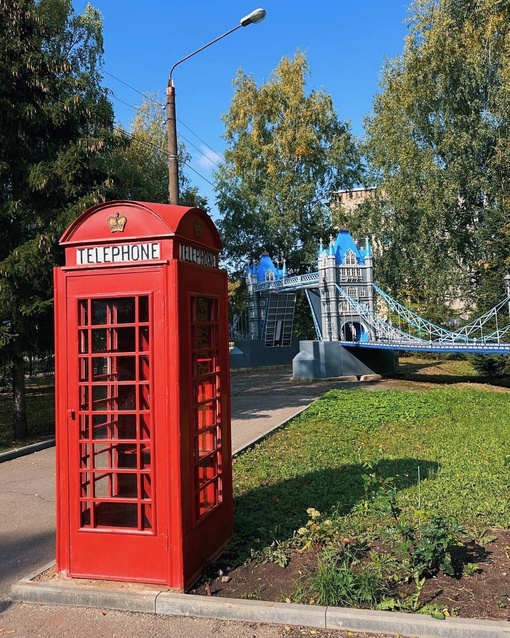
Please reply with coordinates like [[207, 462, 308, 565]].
[[0, 439, 55, 463], [11, 566, 510, 638]]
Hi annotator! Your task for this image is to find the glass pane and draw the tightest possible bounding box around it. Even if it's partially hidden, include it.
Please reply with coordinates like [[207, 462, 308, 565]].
[[197, 402, 216, 429], [92, 414, 109, 439], [117, 474, 137, 498], [195, 356, 213, 376], [92, 385, 109, 411], [79, 330, 88, 354], [92, 356, 109, 379], [139, 296, 149, 323], [79, 358, 89, 382], [80, 473, 91, 498], [92, 300, 109, 325], [117, 356, 136, 380], [140, 413, 150, 440], [79, 300, 89, 326], [117, 327, 136, 352], [141, 474, 151, 499], [115, 299, 136, 324], [197, 483, 217, 517], [139, 355, 150, 380], [94, 502, 138, 528], [141, 445, 151, 469], [93, 443, 112, 469], [139, 384, 150, 411], [118, 385, 136, 410], [93, 473, 112, 498], [139, 327, 149, 351], [92, 328, 108, 353], [118, 414, 137, 439], [196, 377, 216, 402], [79, 414, 89, 438], [194, 297, 211, 322], [197, 455, 217, 487], [118, 444, 138, 468], [196, 325, 211, 349], [80, 386, 89, 412], [196, 429, 215, 457], [80, 443, 90, 468], [142, 504, 153, 530]]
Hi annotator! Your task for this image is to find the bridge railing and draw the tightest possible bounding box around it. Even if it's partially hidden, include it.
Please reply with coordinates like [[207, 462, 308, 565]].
[[254, 272, 319, 293]]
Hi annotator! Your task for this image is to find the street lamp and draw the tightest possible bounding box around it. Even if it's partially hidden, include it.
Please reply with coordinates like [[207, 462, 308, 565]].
[[166, 8, 266, 205]]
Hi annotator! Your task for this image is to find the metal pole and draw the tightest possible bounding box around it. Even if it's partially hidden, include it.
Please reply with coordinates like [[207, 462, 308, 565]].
[[165, 9, 266, 205]]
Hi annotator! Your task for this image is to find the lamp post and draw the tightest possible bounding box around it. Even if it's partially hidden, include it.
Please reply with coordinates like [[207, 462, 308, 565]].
[[166, 8, 266, 205]]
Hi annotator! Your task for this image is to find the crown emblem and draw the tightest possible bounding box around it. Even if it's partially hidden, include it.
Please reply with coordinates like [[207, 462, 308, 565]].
[[193, 218, 202, 238], [108, 212, 127, 233]]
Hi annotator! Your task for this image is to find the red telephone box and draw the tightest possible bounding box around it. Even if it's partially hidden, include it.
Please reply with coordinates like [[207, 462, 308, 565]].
[[54, 200, 233, 589]]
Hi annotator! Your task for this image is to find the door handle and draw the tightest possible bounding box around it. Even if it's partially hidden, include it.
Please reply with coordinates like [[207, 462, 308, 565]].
[[67, 409, 76, 420]]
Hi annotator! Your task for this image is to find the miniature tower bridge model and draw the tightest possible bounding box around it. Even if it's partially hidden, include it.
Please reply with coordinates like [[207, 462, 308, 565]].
[[244, 230, 395, 378], [242, 229, 510, 379]]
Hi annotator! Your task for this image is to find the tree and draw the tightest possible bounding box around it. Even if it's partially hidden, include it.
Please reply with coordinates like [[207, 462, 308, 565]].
[[215, 51, 362, 276], [113, 94, 209, 209], [362, 0, 510, 323], [0, 0, 123, 438]]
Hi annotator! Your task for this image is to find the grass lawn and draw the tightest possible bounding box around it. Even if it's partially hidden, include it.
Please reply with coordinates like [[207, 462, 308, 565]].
[[0, 376, 55, 450], [232, 357, 510, 557]]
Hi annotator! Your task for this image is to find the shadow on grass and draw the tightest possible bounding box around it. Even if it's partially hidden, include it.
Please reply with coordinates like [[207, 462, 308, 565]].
[[394, 370, 510, 389], [228, 457, 438, 565]]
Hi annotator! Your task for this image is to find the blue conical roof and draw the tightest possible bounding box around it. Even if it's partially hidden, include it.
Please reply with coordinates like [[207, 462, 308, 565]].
[[332, 230, 365, 265]]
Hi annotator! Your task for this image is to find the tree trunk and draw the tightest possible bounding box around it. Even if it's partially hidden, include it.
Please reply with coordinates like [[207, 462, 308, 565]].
[[12, 341, 28, 440]]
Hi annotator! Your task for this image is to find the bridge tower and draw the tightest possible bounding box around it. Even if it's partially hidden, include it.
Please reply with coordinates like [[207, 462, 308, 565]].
[[318, 231, 374, 343]]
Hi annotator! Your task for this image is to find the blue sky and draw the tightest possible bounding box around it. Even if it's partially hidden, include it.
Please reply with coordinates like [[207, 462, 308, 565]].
[[73, 1, 411, 212]]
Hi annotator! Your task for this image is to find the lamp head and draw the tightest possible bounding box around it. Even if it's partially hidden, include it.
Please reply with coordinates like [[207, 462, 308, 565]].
[[240, 8, 266, 27]]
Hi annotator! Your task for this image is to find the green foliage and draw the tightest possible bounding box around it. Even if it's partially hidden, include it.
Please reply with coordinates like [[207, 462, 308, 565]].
[[292, 508, 463, 611], [297, 551, 388, 608], [112, 94, 209, 209], [216, 51, 362, 276], [471, 354, 510, 377], [0, 0, 125, 436], [362, 0, 510, 316], [252, 540, 289, 568]]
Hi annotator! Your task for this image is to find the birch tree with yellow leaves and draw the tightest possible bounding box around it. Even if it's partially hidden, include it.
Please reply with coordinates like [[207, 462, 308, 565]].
[[215, 51, 362, 274]]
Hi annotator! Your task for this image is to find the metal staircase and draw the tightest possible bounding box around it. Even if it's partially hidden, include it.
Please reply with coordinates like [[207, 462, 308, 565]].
[[263, 293, 296, 347]]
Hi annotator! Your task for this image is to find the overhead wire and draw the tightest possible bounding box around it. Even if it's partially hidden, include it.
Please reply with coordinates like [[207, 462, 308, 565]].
[[104, 69, 224, 166], [113, 125, 216, 189]]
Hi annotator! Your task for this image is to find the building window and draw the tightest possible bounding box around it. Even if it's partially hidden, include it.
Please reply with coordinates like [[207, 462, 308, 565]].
[[265, 270, 275, 282], [345, 250, 357, 265], [347, 287, 357, 298]]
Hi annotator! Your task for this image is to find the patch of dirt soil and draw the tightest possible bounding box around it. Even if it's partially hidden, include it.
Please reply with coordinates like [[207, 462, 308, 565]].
[[192, 530, 510, 622]]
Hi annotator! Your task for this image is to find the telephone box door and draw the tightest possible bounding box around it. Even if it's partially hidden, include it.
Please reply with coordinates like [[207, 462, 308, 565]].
[[63, 268, 169, 583]]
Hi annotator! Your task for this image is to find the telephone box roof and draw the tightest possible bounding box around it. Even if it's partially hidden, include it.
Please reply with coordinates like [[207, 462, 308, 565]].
[[59, 200, 222, 251]]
